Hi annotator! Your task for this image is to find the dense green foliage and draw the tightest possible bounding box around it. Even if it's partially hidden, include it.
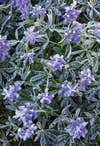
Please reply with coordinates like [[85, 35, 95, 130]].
[[0, 0, 100, 145]]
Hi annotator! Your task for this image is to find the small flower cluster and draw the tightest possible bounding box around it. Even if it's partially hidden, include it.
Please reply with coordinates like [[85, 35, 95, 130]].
[[17, 124, 37, 141], [14, 102, 38, 140], [47, 54, 64, 72], [80, 68, 95, 90], [0, 35, 10, 61], [57, 81, 78, 97], [2, 82, 21, 102], [21, 51, 35, 64], [14, 0, 31, 19], [37, 92, 54, 104], [31, 5, 46, 17], [65, 118, 88, 139], [57, 68, 94, 97], [60, 1, 81, 24], [64, 21, 85, 43], [23, 27, 39, 45], [14, 103, 38, 126]]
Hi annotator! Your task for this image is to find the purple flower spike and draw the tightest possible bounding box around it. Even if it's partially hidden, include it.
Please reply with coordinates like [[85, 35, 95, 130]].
[[18, 124, 37, 141], [65, 118, 88, 139], [14, 0, 32, 19], [37, 93, 54, 104], [80, 68, 95, 90], [64, 21, 85, 43], [14, 102, 38, 126], [2, 82, 21, 102], [0, 35, 10, 61], [23, 27, 39, 45], [47, 54, 64, 72], [31, 5, 46, 17], [21, 51, 35, 64], [64, 1, 81, 24], [57, 80, 78, 97]]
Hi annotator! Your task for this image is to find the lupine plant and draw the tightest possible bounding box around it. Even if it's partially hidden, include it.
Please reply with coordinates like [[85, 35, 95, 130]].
[[0, 0, 100, 146]]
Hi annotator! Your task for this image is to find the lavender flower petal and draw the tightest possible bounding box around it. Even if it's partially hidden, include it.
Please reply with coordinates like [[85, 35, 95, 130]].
[[65, 118, 88, 139]]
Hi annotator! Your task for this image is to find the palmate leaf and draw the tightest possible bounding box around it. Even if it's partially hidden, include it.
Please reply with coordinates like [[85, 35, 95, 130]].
[[0, 130, 10, 146], [57, 133, 70, 146], [30, 73, 46, 84], [49, 114, 71, 130], [36, 128, 57, 146], [30, 71, 47, 89], [40, 129, 57, 146]]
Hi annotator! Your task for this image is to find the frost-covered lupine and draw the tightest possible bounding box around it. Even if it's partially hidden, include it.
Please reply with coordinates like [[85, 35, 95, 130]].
[[31, 5, 46, 17], [47, 54, 65, 71], [17, 124, 37, 141], [21, 51, 35, 64], [14, 0, 32, 19], [14, 103, 37, 140], [37, 92, 54, 104], [0, 0, 99, 145], [2, 82, 21, 102], [13, 103, 38, 126], [0, 35, 10, 61], [63, 1, 81, 24], [64, 21, 85, 43], [57, 81, 78, 97], [79, 69, 95, 90], [65, 118, 88, 139], [23, 27, 39, 45]]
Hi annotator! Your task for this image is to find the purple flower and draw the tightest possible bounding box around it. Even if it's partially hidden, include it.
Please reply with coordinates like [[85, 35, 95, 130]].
[[13, 103, 38, 126], [65, 118, 88, 139], [14, 0, 32, 19], [57, 81, 78, 97], [64, 21, 85, 43], [2, 82, 21, 102], [31, 5, 46, 17], [23, 27, 39, 45], [47, 54, 64, 71], [17, 124, 37, 141], [37, 93, 54, 104], [58, 9, 66, 22], [0, 0, 4, 3], [95, 2, 100, 11], [21, 51, 35, 64], [0, 35, 10, 61], [80, 69, 95, 90], [63, 1, 81, 24]]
